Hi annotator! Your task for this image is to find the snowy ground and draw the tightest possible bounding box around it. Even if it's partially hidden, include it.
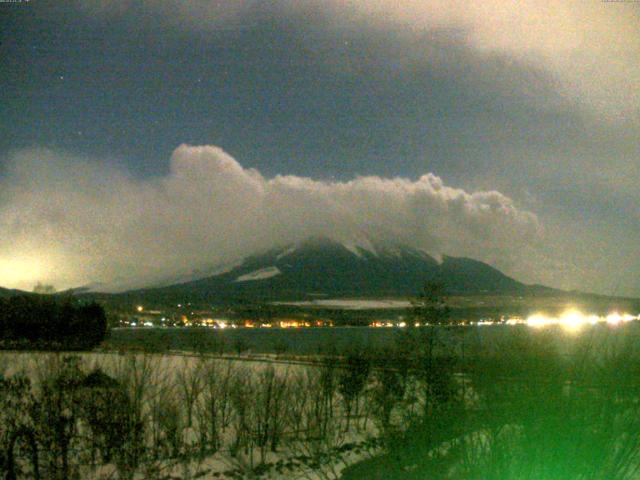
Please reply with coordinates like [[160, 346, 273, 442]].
[[0, 351, 382, 480]]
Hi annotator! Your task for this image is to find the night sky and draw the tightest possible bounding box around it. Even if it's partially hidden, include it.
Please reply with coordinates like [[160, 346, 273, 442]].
[[1, 1, 639, 295]]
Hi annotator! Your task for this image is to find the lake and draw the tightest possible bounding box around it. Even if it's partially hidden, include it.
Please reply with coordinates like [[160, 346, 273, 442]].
[[106, 322, 640, 356]]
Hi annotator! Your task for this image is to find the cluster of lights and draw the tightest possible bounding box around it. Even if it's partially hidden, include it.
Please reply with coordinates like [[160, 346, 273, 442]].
[[503, 310, 640, 331], [370, 321, 421, 328], [369, 311, 640, 330], [130, 304, 638, 332]]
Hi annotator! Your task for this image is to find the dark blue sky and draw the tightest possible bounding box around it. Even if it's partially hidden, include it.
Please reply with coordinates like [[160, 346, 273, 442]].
[[1, 1, 638, 295], [0, 1, 581, 181]]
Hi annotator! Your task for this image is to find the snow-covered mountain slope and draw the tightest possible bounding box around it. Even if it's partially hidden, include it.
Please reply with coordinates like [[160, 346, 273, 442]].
[[112, 236, 547, 303]]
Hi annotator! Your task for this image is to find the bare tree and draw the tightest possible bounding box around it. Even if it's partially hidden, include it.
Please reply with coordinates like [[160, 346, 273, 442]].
[[252, 366, 291, 463], [195, 359, 237, 454], [0, 374, 39, 480], [319, 357, 338, 437], [155, 385, 185, 458], [33, 356, 85, 480], [287, 371, 312, 439], [111, 354, 158, 479], [175, 357, 204, 428], [229, 368, 254, 461], [337, 351, 370, 432]]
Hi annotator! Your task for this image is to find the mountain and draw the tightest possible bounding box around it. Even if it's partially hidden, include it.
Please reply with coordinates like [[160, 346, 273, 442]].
[[0, 287, 29, 298], [105, 236, 556, 304]]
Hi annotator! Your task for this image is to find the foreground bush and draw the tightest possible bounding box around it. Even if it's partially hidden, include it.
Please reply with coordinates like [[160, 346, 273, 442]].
[[344, 328, 640, 480]]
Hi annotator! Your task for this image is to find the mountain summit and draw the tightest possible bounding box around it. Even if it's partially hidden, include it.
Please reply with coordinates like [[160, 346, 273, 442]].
[[117, 236, 547, 303]]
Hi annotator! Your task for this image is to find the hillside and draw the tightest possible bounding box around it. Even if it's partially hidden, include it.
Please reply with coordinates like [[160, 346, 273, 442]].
[[102, 237, 557, 305]]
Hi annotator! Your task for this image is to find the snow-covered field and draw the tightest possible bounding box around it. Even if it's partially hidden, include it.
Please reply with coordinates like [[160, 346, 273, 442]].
[[0, 351, 383, 480], [6, 327, 638, 479]]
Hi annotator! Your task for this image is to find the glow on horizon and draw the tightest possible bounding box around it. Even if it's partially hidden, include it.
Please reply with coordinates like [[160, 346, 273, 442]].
[[481, 310, 640, 330], [0, 256, 49, 290], [518, 309, 640, 331], [369, 310, 640, 329]]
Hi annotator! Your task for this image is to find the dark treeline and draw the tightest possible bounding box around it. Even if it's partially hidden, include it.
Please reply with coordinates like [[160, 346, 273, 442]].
[[0, 296, 107, 350]]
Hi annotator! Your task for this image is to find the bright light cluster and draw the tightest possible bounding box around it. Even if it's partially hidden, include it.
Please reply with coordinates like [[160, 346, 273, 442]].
[[507, 309, 640, 331], [368, 312, 640, 329], [468, 308, 640, 331]]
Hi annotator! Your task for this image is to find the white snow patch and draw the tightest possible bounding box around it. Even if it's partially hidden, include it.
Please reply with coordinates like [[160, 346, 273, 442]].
[[276, 246, 297, 260], [338, 236, 380, 258], [274, 299, 413, 310], [234, 266, 281, 282], [341, 242, 364, 257]]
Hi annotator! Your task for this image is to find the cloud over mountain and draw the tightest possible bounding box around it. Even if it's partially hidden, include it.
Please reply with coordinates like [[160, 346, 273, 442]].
[[0, 145, 541, 291]]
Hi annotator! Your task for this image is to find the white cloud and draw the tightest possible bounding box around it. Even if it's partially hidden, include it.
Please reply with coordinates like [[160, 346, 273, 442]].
[[0, 145, 542, 291]]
